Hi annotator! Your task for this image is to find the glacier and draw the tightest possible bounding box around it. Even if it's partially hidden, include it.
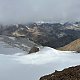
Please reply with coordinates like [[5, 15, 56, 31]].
[[0, 46, 80, 80]]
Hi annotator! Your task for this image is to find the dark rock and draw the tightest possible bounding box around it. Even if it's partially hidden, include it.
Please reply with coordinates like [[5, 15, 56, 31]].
[[40, 65, 80, 80], [29, 46, 39, 54]]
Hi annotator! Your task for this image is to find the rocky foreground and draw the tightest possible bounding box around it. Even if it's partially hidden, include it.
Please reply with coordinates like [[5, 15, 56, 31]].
[[40, 65, 80, 80]]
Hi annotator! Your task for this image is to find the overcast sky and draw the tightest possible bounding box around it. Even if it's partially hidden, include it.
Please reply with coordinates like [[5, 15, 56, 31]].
[[0, 0, 80, 24]]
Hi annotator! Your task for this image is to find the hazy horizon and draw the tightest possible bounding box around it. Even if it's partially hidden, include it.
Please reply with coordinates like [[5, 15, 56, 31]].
[[0, 0, 80, 24]]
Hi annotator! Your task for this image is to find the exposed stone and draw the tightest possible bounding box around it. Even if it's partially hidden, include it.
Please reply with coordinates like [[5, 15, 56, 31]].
[[29, 46, 39, 54], [40, 65, 80, 80]]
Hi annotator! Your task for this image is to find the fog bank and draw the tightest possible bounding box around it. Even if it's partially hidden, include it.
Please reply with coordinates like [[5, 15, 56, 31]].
[[0, 0, 80, 24]]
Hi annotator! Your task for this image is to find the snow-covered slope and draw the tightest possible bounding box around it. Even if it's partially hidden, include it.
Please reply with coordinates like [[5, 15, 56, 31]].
[[0, 47, 80, 80], [15, 47, 76, 64]]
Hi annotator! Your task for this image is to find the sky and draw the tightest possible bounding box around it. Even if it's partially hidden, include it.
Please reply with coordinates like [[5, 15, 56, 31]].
[[0, 0, 80, 24]]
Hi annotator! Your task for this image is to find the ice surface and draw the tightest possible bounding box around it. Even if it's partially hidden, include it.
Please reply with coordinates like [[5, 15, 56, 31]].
[[0, 47, 80, 80]]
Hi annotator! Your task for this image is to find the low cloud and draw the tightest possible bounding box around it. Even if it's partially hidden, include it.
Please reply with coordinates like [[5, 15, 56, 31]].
[[0, 0, 80, 24]]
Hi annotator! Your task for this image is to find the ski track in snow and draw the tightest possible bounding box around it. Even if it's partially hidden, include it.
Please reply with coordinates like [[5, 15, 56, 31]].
[[0, 47, 80, 80]]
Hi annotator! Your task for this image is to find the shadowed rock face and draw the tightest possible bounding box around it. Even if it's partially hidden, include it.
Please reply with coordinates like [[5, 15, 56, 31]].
[[40, 65, 80, 80], [29, 46, 39, 54]]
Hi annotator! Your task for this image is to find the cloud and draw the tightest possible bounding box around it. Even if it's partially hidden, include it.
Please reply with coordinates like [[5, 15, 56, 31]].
[[0, 0, 80, 24]]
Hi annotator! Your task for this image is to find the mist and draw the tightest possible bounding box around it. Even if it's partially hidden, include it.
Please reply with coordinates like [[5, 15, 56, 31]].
[[0, 0, 80, 24]]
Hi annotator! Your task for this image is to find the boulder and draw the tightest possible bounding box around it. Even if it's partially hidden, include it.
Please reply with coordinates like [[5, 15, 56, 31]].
[[29, 46, 39, 54]]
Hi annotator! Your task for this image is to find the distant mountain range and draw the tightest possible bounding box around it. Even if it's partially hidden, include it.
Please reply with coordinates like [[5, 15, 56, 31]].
[[0, 22, 80, 49]]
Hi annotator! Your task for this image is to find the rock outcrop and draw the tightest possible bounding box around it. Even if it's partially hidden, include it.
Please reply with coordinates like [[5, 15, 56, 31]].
[[40, 65, 80, 80], [29, 46, 39, 54]]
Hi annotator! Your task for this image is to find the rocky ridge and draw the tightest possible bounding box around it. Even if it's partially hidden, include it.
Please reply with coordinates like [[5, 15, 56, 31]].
[[58, 38, 80, 52], [40, 65, 80, 80]]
